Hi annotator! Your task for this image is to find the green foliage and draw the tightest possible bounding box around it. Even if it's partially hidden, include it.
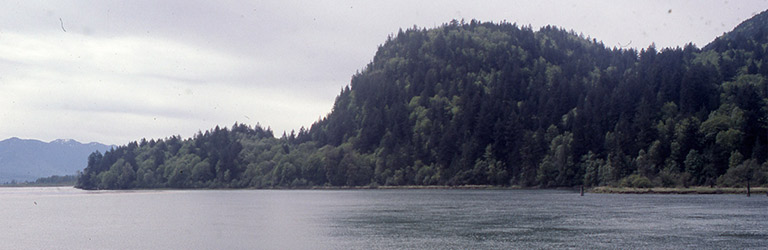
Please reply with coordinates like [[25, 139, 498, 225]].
[[717, 158, 763, 186], [581, 151, 603, 186], [78, 15, 768, 189], [619, 174, 653, 188], [684, 149, 705, 185], [537, 131, 576, 187]]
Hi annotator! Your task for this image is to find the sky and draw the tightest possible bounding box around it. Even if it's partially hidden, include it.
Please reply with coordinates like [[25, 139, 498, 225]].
[[1, 0, 767, 145]]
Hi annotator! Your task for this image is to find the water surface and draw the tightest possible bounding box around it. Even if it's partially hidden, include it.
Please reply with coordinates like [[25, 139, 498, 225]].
[[1, 187, 766, 249]]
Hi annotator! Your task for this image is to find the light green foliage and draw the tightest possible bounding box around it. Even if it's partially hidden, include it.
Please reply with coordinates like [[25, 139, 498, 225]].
[[718, 158, 761, 187], [473, 145, 508, 185], [619, 174, 653, 188], [537, 131, 575, 187], [581, 152, 603, 187]]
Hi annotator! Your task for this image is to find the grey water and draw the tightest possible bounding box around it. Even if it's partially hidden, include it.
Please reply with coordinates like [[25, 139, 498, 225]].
[[1, 187, 766, 249]]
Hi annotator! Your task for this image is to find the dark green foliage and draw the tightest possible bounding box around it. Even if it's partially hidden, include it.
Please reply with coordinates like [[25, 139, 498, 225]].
[[78, 13, 768, 189]]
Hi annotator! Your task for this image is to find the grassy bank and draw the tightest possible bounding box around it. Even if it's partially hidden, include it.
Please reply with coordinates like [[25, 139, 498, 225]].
[[590, 186, 768, 195]]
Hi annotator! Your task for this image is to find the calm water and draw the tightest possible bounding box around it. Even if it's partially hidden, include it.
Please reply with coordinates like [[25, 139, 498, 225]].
[[1, 187, 766, 249]]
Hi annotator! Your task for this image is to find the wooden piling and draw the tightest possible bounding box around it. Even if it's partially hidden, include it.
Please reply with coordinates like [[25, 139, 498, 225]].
[[580, 185, 584, 196], [747, 181, 751, 197]]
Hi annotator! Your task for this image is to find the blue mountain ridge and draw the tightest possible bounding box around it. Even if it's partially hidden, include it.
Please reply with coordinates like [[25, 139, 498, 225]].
[[0, 137, 114, 183]]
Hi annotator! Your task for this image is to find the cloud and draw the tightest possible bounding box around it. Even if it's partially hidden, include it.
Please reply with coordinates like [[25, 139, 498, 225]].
[[1, 0, 767, 145], [0, 31, 323, 144], [0, 32, 254, 81]]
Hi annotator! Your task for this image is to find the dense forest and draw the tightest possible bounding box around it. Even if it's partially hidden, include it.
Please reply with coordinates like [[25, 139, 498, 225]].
[[77, 11, 768, 190]]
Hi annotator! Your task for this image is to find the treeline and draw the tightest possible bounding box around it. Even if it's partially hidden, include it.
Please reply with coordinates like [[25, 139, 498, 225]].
[[78, 14, 768, 190], [3, 175, 77, 186]]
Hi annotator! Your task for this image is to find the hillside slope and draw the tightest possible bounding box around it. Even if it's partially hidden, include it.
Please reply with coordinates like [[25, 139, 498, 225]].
[[77, 12, 768, 189]]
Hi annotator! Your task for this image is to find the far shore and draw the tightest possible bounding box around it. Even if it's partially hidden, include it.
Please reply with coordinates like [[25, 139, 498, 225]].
[[308, 185, 517, 190], [310, 185, 768, 195], [589, 186, 768, 195], [0, 184, 75, 188], [9, 184, 767, 195]]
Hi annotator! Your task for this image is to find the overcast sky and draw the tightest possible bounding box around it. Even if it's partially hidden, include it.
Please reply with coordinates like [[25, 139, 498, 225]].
[[1, 1, 767, 145]]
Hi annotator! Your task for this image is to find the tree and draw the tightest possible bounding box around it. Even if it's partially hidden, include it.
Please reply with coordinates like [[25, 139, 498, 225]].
[[191, 160, 213, 186], [718, 158, 760, 187], [581, 151, 604, 187], [684, 149, 704, 185], [473, 145, 508, 185], [537, 132, 576, 187]]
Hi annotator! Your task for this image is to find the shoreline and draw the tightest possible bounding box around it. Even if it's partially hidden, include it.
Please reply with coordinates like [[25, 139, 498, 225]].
[[589, 186, 768, 195], [307, 185, 518, 190], [35, 185, 768, 195], [0, 184, 75, 188]]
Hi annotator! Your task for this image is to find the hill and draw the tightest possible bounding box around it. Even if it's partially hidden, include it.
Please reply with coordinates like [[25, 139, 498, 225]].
[[0, 137, 113, 183], [77, 12, 768, 190]]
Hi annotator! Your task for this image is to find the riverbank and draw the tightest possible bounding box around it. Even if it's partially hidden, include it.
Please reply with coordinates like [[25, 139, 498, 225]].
[[308, 185, 517, 190], [67, 184, 768, 194], [590, 186, 768, 195]]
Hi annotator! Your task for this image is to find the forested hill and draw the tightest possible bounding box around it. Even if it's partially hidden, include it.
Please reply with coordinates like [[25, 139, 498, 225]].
[[77, 12, 768, 190]]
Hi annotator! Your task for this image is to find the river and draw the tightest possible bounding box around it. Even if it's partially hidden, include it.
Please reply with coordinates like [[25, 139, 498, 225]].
[[1, 187, 766, 249]]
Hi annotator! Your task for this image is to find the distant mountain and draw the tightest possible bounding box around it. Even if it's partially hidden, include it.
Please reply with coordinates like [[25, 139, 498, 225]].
[[0, 137, 113, 183]]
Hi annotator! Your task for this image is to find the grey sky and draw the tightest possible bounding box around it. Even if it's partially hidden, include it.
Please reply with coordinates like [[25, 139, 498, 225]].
[[1, 0, 767, 145]]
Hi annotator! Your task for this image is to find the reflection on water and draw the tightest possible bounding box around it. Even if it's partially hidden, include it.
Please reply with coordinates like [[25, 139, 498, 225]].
[[1, 187, 766, 249]]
